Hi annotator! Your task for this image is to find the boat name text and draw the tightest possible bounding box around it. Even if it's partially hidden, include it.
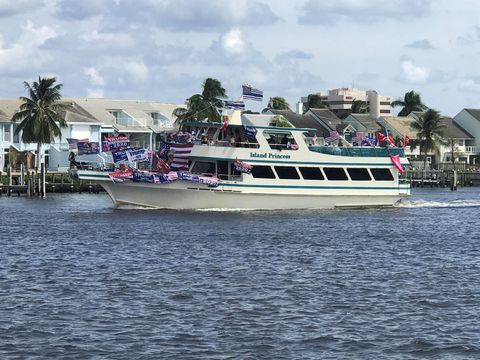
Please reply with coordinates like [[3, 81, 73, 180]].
[[249, 152, 291, 159]]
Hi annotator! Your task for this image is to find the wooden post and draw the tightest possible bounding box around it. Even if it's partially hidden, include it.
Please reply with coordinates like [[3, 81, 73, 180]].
[[41, 162, 46, 198]]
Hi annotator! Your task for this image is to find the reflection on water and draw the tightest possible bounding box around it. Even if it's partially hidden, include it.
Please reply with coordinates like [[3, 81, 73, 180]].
[[1, 188, 480, 359]]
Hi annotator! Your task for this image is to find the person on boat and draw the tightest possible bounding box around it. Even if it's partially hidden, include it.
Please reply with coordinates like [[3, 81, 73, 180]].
[[68, 151, 79, 169], [281, 135, 289, 149]]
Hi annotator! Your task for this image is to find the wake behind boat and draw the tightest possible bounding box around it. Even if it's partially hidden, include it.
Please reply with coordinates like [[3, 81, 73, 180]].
[[74, 113, 411, 210]]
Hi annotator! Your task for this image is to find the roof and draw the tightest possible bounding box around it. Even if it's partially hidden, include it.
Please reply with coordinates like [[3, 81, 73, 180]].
[[464, 108, 480, 121], [346, 114, 380, 131], [381, 116, 419, 139], [241, 113, 275, 127], [308, 108, 342, 130], [440, 117, 474, 139], [0, 99, 23, 118], [268, 109, 328, 135]]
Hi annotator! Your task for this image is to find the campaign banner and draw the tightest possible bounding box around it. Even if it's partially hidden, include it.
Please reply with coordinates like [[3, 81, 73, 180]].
[[234, 159, 252, 174], [112, 149, 129, 163], [67, 138, 89, 151], [177, 171, 199, 182], [199, 176, 220, 187], [103, 136, 130, 152], [77, 140, 100, 155], [126, 148, 149, 163], [133, 171, 156, 183], [108, 169, 134, 182]]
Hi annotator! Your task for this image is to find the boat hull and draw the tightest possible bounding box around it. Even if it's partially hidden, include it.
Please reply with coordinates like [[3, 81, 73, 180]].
[[98, 180, 406, 210]]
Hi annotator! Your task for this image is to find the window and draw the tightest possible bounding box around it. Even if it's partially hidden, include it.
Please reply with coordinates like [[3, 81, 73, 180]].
[[263, 131, 297, 150], [323, 167, 348, 180], [299, 167, 324, 180], [380, 101, 391, 105], [217, 160, 229, 180], [370, 168, 394, 181], [380, 109, 391, 114], [191, 161, 216, 175], [347, 168, 371, 181], [274, 166, 300, 179], [251, 165, 276, 179]]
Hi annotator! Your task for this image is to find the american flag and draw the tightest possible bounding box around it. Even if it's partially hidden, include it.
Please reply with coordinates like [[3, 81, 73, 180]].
[[242, 85, 263, 101], [170, 143, 193, 170], [159, 142, 171, 161], [323, 130, 340, 143]]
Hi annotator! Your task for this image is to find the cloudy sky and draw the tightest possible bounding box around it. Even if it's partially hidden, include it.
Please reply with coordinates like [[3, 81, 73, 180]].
[[1, 0, 480, 116]]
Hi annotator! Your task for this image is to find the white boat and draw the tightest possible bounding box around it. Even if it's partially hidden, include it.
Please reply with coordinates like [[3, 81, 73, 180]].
[[76, 122, 411, 210]]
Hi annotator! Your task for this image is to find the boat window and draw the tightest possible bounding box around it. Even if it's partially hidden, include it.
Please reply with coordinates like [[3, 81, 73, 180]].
[[263, 131, 298, 150], [370, 168, 394, 181], [217, 160, 229, 180], [251, 165, 276, 179], [323, 167, 348, 181], [299, 167, 324, 180], [274, 166, 300, 179], [191, 161, 216, 175], [347, 168, 371, 181]]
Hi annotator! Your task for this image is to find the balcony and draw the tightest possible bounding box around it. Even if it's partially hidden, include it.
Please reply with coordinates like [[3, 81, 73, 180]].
[[464, 146, 480, 154]]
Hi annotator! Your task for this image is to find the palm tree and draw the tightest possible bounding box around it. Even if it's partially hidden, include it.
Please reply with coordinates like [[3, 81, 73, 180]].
[[391, 90, 427, 116], [410, 108, 445, 172], [265, 96, 290, 111], [350, 99, 369, 114], [11, 77, 67, 171], [174, 78, 227, 126]]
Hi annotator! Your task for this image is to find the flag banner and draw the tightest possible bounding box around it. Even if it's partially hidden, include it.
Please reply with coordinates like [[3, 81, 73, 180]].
[[133, 171, 157, 183], [390, 155, 405, 174], [103, 136, 130, 152], [126, 148, 149, 163], [159, 142, 172, 161], [387, 134, 396, 147], [234, 159, 253, 174], [170, 143, 193, 170], [224, 100, 245, 110], [166, 171, 178, 181], [152, 152, 171, 173], [67, 138, 88, 151], [323, 130, 340, 143], [198, 176, 220, 187], [111, 148, 139, 163], [404, 134, 410, 147], [244, 126, 257, 140], [242, 85, 263, 101], [108, 169, 134, 182], [77, 140, 100, 155], [178, 171, 199, 182]]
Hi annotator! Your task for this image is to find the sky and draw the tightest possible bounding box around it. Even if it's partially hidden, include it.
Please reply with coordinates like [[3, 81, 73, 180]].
[[1, 0, 480, 116]]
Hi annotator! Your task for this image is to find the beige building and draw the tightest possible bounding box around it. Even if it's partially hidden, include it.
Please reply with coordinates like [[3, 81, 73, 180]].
[[301, 87, 392, 118]]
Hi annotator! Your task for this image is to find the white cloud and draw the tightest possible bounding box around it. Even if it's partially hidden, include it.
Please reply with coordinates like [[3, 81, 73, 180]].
[[84, 67, 105, 86], [459, 78, 480, 92], [125, 61, 148, 82], [400, 60, 430, 83], [222, 28, 245, 55], [0, 21, 57, 72]]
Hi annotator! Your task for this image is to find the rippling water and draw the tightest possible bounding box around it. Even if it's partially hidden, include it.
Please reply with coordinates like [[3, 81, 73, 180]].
[[1, 188, 480, 359]]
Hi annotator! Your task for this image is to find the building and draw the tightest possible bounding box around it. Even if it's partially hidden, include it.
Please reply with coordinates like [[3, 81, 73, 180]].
[[0, 98, 182, 171], [266, 109, 329, 136], [301, 87, 392, 118]]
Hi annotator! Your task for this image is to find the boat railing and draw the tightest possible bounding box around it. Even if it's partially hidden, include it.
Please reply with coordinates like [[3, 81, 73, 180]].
[[195, 140, 260, 149], [309, 146, 405, 157]]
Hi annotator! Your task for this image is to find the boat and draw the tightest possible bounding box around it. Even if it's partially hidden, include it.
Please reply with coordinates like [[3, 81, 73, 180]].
[[75, 117, 411, 210]]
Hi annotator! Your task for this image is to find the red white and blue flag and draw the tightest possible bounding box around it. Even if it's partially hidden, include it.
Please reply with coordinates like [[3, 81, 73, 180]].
[[323, 130, 340, 143], [170, 143, 193, 170]]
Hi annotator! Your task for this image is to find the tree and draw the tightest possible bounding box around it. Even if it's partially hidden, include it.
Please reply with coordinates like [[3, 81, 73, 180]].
[[174, 77, 227, 126], [11, 77, 67, 171], [391, 90, 427, 116], [350, 99, 369, 114], [410, 108, 445, 172], [265, 96, 290, 111], [306, 94, 326, 110], [269, 115, 292, 128]]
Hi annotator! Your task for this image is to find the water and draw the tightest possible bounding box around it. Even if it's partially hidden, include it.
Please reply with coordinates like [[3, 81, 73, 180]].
[[1, 188, 480, 359]]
